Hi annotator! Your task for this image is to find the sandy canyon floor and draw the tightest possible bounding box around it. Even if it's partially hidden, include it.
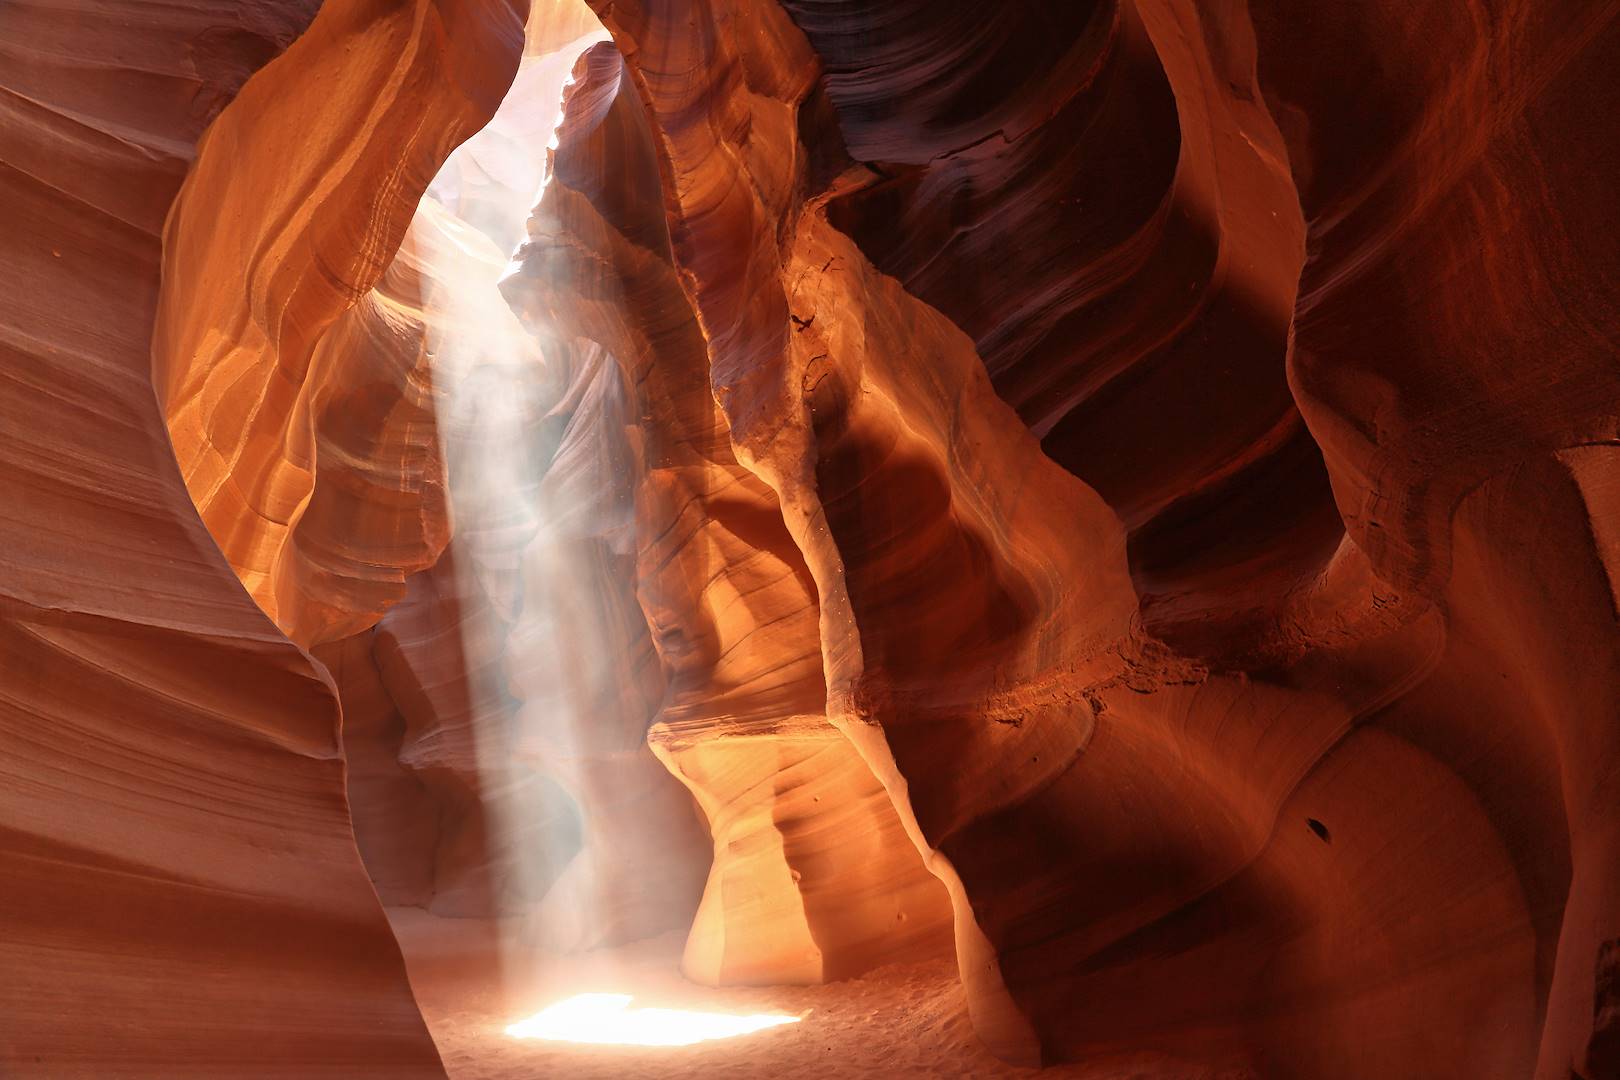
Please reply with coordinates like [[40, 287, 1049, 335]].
[[389, 908, 1107, 1079]]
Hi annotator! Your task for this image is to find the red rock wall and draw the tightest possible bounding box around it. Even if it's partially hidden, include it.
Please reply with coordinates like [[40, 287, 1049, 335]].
[[583, 0, 1620, 1076], [0, 0, 450, 1074], [501, 41, 955, 983], [152, 0, 529, 649], [1250, 5, 1620, 1074]]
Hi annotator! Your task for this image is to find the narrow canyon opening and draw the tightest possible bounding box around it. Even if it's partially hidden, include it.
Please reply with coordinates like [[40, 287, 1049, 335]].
[[150, 3, 1015, 1076]]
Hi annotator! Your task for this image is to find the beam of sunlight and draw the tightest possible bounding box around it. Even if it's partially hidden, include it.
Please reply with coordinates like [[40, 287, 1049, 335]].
[[409, 1, 626, 954], [504, 993, 802, 1046]]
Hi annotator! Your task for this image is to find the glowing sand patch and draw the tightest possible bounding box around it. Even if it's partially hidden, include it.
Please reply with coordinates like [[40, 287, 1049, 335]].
[[505, 993, 801, 1046]]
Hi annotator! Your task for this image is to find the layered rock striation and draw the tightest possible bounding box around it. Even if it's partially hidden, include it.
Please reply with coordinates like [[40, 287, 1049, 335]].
[[0, 0, 523, 1073]]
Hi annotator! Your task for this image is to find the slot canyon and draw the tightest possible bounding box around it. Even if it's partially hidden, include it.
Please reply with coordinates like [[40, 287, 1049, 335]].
[[3, 0, 1619, 1076]]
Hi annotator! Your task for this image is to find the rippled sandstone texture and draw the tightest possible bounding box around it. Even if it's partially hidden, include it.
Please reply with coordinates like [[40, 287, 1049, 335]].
[[576, 0, 1620, 1076], [5, 1, 1620, 1079], [0, 0, 521, 1074], [499, 39, 956, 987]]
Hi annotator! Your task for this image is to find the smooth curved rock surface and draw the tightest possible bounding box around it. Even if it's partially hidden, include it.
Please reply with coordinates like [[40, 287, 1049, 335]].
[[502, 40, 955, 983], [0, 0, 462, 1074], [153, 0, 529, 649], [585, 0, 1620, 1075]]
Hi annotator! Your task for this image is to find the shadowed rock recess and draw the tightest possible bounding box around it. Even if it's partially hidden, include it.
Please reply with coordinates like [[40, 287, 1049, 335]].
[[3, 0, 1618, 1077]]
